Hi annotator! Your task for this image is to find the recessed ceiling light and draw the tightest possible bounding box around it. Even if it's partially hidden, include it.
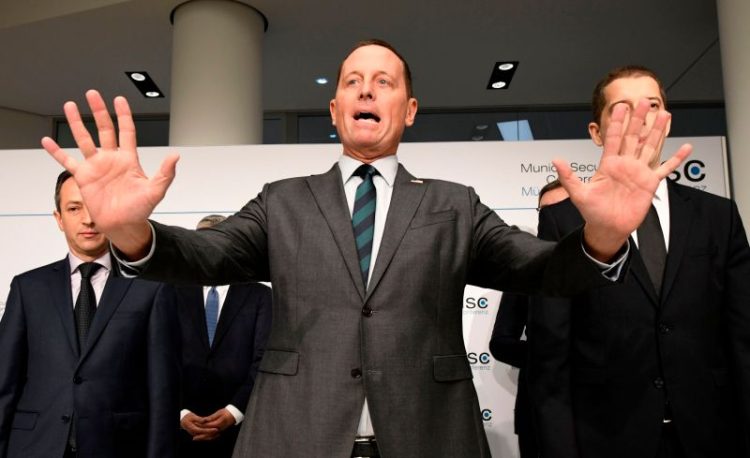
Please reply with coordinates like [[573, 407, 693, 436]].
[[316, 77, 328, 85], [471, 135, 484, 141], [329, 133, 337, 139], [486, 61, 518, 90], [125, 71, 165, 98], [475, 124, 489, 130]]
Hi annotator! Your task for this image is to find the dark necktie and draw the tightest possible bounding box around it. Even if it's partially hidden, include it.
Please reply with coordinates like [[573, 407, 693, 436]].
[[637, 204, 667, 296], [352, 164, 378, 289], [205, 286, 219, 346], [74, 262, 102, 350]]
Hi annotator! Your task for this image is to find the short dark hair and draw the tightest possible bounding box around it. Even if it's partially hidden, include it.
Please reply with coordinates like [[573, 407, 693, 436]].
[[54, 170, 73, 211], [591, 65, 667, 123], [197, 214, 227, 230], [336, 38, 414, 98], [538, 179, 563, 206]]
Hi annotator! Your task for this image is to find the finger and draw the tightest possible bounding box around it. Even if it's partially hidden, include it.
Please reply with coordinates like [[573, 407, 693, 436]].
[[552, 159, 583, 200], [149, 153, 180, 200], [620, 99, 650, 158], [114, 96, 138, 153], [638, 111, 670, 166], [41, 137, 79, 174], [64, 100, 98, 157], [86, 90, 117, 151], [601, 104, 628, 160], [193, 433, 219, 441], [655, 143, 692, 180]]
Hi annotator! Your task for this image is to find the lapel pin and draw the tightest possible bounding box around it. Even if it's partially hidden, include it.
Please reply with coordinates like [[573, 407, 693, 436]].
[[410, 179, 424, 184]]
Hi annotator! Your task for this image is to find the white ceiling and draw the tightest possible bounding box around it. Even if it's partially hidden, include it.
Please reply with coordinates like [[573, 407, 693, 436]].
[[0, 0, 723, 118]]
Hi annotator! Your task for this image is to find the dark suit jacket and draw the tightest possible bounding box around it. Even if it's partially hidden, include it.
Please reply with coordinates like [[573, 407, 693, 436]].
[[176, 283, 272, 457], [0, 256, 180, 458], [134, 163, 615, 457], [528, 182, 750, 458], [489, 292, 535, 450]]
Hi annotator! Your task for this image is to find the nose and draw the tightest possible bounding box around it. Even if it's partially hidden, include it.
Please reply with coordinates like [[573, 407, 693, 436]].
[[81, 206, 94, 226], [358, 81, 374, 100]]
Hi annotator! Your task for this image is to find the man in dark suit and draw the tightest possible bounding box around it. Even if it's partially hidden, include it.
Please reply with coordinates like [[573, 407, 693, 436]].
[[0, 171, 180, 458], [177, 214, 272, 458], [490, 180, 568, 458], [43, 40, 691, 457], [528, 66, 750, 458]]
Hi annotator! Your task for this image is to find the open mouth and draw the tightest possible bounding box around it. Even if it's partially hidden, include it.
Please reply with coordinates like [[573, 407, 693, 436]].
[[354, 111, 380, 123]]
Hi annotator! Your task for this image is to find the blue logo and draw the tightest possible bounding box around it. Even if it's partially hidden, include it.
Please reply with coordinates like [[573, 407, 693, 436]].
[[468, 352, 492, 365], [668, 159, 705, 183], [464, 297, 489, 309], [481, 409, 493, 421]]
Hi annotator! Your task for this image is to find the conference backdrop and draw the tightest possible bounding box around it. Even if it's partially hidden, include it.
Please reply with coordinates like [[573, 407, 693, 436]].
[[0, 136, 728, 457]]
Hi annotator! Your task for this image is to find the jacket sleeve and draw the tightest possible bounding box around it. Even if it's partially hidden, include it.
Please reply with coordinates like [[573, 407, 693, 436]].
[[0, 277, 27, 458], [527, 205, 581, 458], [146, 283, 180, 458], [489, 292, 529, 368], [723, 201, 750, 453]]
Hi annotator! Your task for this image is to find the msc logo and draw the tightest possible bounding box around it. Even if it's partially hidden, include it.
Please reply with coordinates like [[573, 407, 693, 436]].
[[669, 159, 706, 183], [481, 409, 493, 422], [468, 352, 491, 365], [464, 297, 489, 309]]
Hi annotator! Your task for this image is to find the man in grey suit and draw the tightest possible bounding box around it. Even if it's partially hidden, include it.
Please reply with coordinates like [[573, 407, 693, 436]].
[[42, 39, 691, 457]]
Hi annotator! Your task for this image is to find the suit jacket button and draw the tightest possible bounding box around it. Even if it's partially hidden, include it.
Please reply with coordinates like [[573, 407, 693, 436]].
[[659, 323, 672, 334], [351, 368, 362, 379], [61, 415, 71, 423], [653, 377, 665, 389], [362, 306, 373, 317], [73, 376, 83, 384]]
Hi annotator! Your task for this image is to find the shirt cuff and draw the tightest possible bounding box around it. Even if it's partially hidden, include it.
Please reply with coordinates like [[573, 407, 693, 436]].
[[180, 408, 191, 421], [110, 222, 157, 278], [582, 239, 630, 281], [225, 404, 244, 424]]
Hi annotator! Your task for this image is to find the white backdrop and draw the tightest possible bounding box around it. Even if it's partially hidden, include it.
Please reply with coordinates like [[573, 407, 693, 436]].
[[0, 137, 728, 456]]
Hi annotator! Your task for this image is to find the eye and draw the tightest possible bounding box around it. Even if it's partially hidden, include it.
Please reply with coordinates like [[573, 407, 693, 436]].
[[346, 78, 360, 87], [377, 78, 391, 87], [67, 205, 81, 214], [649, 101, 661, 110]]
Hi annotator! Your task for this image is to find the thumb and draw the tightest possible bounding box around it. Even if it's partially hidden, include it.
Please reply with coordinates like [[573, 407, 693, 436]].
[[552, 158, 582, 199]]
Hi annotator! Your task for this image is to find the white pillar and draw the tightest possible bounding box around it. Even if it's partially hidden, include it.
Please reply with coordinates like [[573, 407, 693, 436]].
[[169, 0, 266, 146], [717, 0, 750, 221]]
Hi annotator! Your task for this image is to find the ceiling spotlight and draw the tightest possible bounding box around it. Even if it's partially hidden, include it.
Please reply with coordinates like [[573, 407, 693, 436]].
[[475, 124, 489, 130], [125, 71, 165, 98], [329, 133, 337, 139], [471, 135, 484, 141], [486, 61, 519, 90], [316, 77, 329, 85]]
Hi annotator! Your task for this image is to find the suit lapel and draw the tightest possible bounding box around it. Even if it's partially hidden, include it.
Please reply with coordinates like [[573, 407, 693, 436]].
[[78, 274, 132, 362], [307, 164, 366, 299], [366, 164, 426, 299], [660, 183, 692, 302], [50, 258, 79, 356], [180, 286, 211, 349], [213, 285, 245, 350], [630, 238, 660, 306]]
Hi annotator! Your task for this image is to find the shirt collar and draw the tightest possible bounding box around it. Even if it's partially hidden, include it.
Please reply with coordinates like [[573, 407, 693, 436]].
[[68, 251, 112, 275], [338, 154, 399, 187], [654, 178, 668, 202]]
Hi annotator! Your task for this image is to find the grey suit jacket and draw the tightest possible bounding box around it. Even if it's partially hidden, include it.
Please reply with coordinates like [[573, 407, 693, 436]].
[[137, 163, 610, 457]]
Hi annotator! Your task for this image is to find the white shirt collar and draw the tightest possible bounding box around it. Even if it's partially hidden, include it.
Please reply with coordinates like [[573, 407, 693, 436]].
[[68, 251, 112, 274], [338, 154, 399, 187]]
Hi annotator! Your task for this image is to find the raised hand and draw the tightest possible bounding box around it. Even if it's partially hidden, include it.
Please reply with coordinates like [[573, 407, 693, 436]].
[[42, 90, 179, 258], [553, 99, 692, 261]]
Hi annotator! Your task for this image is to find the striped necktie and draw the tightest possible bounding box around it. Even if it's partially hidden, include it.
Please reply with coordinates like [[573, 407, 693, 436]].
[[352, 164, 378, 289], [205, 286, 219, 346]]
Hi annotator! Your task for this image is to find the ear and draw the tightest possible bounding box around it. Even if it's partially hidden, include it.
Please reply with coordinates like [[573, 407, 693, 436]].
[[329, 99, 337, 126], [588, 121, 603, 146], [53, 210, 64, 232], [404, 98, 418, 126]]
